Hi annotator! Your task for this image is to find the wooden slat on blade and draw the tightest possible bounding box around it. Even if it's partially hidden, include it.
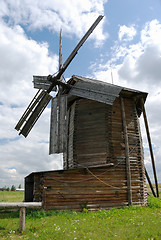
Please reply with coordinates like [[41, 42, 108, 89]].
[[20, 93, 52, 137], [59, 95, 67, 153], [49, 97, 58, 154], [15, 89, 44, 131], [49, 95, 67, 154]]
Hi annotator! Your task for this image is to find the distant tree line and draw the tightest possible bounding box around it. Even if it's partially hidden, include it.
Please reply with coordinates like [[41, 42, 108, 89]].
[[0, 184, 22, 191]]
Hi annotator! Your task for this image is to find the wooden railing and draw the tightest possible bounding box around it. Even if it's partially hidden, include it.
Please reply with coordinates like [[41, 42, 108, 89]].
[[0, 202, 42, 232]]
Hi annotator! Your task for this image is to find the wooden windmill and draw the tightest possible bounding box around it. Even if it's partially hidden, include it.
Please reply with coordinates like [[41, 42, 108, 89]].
[[16, 16, 159, 211]]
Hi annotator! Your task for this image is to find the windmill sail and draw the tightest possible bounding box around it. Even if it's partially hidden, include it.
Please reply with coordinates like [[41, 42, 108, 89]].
[[49, 95, 67, 154], [15, 15, 104, 137], [15, 90, 52, 137], [15, 89, 43, 131]]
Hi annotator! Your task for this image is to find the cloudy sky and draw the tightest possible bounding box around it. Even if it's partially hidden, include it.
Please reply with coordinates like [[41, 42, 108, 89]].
[[0, 0, 161, 188]]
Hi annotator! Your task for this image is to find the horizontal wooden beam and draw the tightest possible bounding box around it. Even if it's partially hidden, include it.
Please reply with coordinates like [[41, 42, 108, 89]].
[[0, 202, 42, 208], [0, 202, 42, 232]]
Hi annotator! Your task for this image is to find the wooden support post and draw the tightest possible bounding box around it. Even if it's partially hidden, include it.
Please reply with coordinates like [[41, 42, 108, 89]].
[[120, 97, 132, 205], [141, 98, 159, 197], [145, 168, 156, 197], [19, 207, 26, 232], [0, 202, 42, 232]]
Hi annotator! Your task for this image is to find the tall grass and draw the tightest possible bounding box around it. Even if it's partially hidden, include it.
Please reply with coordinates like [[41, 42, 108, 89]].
[[0, 191, 161, 240]]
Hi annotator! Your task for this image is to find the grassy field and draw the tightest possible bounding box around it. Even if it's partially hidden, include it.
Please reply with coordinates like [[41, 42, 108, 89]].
[[0, 191, 24, 202], [0, 191, 161, 240]]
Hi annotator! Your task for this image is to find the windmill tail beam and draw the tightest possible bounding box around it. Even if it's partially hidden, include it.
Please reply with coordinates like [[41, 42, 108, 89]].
[[141, 98, 159, 198], [145, 168, 156, 197]]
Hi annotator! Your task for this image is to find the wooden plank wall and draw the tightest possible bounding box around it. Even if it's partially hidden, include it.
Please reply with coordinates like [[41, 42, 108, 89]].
[[62, 96, 147, 206], [124, 97, 147, 204], [110, 97, 147, 205], [31, 165, 146, 211], [63, 102, 76, 169], [73, 99, 109, 168], [33, 174, 43, 202]]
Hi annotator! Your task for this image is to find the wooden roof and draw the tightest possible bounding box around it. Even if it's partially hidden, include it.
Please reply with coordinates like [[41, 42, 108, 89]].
[[66, 75, 123, 105], [33, 75, 148, 116], [65, 75, 147, 117]]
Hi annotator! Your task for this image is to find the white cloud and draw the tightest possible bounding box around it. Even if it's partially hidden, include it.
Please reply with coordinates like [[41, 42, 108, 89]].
[[118, 25, 137, 42], [0, 21, 62, 188], [141, 19, 161, 47], [0, 136, 63, 187], [0, 21, 58, 106], [118, 21, 161, 88], [0, 0, 108, 45], [8, 168, 17, 174]]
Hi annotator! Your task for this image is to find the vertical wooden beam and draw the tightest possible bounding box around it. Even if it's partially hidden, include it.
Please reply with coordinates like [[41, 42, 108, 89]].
[[19, 207, 26, 232], [120, 97, 132, 205], [145, 168, 156, 197], [49, 97, 58, 154], [65, 107, 72, 169], [141, 98, 159, 197]]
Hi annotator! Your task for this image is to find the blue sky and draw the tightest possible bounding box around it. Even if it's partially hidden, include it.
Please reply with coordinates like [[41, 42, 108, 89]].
[[0, 0, 161, 188]]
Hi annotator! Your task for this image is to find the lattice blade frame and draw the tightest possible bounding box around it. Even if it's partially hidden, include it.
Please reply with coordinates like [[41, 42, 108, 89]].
[[15, 90, 52, 137]]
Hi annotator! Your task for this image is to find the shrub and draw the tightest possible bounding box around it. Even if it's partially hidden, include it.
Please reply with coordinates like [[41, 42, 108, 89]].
[[11, 185, 16, 191], [148, 195, 161, 208]]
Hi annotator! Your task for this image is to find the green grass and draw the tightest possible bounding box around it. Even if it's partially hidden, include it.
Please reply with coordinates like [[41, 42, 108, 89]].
[[0, 192, 161, 240], [0, 191, 24, 202]]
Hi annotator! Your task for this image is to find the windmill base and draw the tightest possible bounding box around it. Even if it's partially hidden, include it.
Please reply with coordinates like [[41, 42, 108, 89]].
[[25, 164, 147, 211]]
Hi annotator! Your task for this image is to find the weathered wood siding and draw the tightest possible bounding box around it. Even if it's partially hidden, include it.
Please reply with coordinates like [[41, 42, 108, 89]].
[[110, 97, 147, 205], [62, 96, 147, 205], [64, 99, 110, 169], [33, 174, 43, 202], [25, 93, 147, 210], [74, 99, 109, 168], [63, 101, 76, 169], [27, 164, 146, 211]]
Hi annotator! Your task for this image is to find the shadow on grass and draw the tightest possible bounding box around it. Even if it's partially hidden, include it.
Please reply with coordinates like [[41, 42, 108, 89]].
[[0, 209, 19, 219], [0, 227, 6, 230], [0, 208, 54, 220]]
